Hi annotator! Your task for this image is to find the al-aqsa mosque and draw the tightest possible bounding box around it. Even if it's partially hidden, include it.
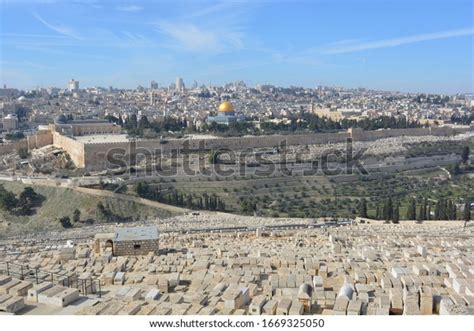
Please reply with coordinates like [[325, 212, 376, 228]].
[[207, 100, 238, 125]]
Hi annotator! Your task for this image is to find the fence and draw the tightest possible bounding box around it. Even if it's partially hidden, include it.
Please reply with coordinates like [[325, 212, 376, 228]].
[[0, 261, 101, 297]]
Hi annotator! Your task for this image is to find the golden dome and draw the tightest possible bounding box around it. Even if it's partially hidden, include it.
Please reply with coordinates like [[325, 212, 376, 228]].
[[218, 101, 234, 113]]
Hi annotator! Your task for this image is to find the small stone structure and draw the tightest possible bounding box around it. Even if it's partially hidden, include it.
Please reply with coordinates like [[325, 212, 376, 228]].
[[94, 226, 160, 257]]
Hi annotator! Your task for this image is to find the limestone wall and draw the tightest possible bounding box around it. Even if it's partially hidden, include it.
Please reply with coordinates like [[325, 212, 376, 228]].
[[81, 132, 351, 170], [349, 126, 469, 141], [52, 132, 85, 168], [113, 239, 159, 256], [0, 139, 28, 155], [26, 130, 53, 150], [59, 126, 474, 170]]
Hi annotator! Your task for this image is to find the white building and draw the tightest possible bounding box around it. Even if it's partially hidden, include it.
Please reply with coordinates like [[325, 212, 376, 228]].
[[2, 114, 18, 131], [176, 77, 184, 92], [68, 79, 79, 92]]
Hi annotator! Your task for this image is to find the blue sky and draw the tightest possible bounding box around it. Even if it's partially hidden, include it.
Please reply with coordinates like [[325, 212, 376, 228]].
[[0, 0, 473, 93]]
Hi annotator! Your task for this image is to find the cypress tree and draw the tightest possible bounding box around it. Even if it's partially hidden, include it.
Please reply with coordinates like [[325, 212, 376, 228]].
[[434, 200, 441, 220], [440, 199, 448, 220], [387, 197, 393, 221], [416, 205, 423, 221], [359, 198, 368, 218], [464, 200, 471, 222], [407, 198, 416, 220], [382, 200, 388, 221], [447, 200, 453, 220], [423, 199, 428, 220], [393, 202, 400, 223]]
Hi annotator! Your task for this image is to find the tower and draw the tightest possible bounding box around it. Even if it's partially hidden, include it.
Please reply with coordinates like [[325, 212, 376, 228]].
[[68, 79, 79, 92], [176, 77, 184, 92]]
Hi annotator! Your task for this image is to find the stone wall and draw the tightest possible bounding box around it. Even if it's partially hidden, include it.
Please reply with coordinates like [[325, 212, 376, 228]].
[[47, 126, 474, 170], [0, 139, 28, 155], [349, 126, 469, 141], [52, 132, 85, 168], [26, 130, 53, 150], [113, 239, 159, 256], [82, 131, 352, 170]]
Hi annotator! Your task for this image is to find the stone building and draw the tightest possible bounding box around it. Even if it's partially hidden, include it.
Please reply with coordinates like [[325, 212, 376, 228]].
[[2, 114, 19, 131], [52, 115, 121, 136], [94, 226, 159, 256], [113, 226, 159, 256]]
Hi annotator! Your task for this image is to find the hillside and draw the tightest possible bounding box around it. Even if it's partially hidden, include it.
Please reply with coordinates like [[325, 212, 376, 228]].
[[0, 180, 179, 238]]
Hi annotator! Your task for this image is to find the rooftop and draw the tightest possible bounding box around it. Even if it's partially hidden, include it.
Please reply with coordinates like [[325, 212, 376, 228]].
[[114, 226, 159, 242], [74, 134, 130, 144]]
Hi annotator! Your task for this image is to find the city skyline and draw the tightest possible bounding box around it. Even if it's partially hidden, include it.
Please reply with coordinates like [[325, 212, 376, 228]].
[[1, 0, 473, 94]]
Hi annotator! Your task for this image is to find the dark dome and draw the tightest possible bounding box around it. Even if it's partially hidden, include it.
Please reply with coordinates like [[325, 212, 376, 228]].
[[54, 114, 67, 124]]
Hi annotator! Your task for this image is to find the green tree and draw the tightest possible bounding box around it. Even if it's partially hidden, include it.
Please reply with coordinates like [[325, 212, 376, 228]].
[[375, 205, 380, 220], [422, 199, 428, 220], [18, 147, 30, 159], [463, 200, 471, 222], [461, 146, 470, 164], [386, 197, 393, 221], [393, 202, 400, 223], [0, 185, 18, 212], [416, 205, 423, 221], [138, 115, 150, 129], [59, 216, 72, 228], [208, 150, 219, 164], [358, 198, 368, 218], [406, 198, 416, 220], [96, 201, 108, 220], [18, 187, 42, 215], [73, 209, 81, 223]]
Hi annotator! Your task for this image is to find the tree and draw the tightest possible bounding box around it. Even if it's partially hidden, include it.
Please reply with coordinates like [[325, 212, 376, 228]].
[[129, 114, 138, 129], [59, 216, 72, 228], [447, 163, 461, 176], [439, 198, 448, 220], [464, 200, 471, 222], [393, 202, 400, 223], [18, 147, 30, 159], [461, 146, 470, 164], [423, 199, 428, 220], [18, 187, 42, 215], [375, 205, 380, 220], [96, 201, 108, 220], [435, 199, 441, 220], [73, 209, 81, 223], [138, 115, 150, 129], [0, 185, 18, 212], [386, 197, 393, 221], [358, 198, 368, 218], [208, 150, 219, 164], [416, 205, 423, 222], [406, 198, 416, 220]]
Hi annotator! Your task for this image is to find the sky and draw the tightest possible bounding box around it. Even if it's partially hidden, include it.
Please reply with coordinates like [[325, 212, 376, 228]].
[[0, 0, 473, 94]]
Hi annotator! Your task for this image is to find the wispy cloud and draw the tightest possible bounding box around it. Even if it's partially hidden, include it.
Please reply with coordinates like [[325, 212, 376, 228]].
[[116, 5, 143, 12], [156, 21, 244, 52], [321, 27, 474, 54], [185, 1, 236, 19], [33, 12, 83, 40], [153, 1, 252, 53]]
